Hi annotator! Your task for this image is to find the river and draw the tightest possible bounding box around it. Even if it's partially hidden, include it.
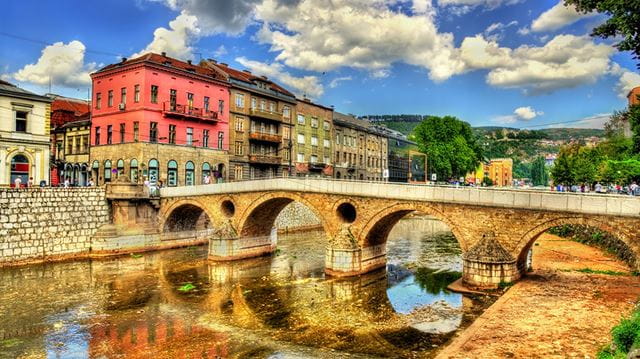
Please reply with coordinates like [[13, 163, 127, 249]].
[[0, 215, 494, 358]]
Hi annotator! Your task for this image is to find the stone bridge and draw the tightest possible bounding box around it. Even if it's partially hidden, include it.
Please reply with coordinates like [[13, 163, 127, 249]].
[[119, 178, 640, 288]]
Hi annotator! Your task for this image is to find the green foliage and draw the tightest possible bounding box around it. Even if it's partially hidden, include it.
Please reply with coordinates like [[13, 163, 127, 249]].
[[630, 105, 640, 154], [530, 156, 549, 186], [564, 0, 640, 68], [598, 159, 640, 185], [574, 268, 627, 276], [482, 176, 494, 186], [498, 281, 514, 289], [178, 283, 196, 292], [413, 116, 483, 180], [413, 267, 462, 294], [597, 306, 640, 358]]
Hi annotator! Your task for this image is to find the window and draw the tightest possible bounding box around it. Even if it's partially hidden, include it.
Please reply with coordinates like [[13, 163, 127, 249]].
[[15, 111, 27, 132], [324, 139, 330, 148], [203, 130, 209, 147], [170, 89, 177, 110], [130, 159, 139, 183], [185, 161, 195, 185], [297, 153, 304, 162], [149, 122, 158, 143], [234, 165, 243, 180], [297, 133, 305, 144], [323, 121, 330, 130], [235, 141, 244, 155], [96, 93, 102, 109], [117, 159, 125, 175], [187, 93, 194, 109], [95, 127, 100, 145], [336, 134, 340, 145], [218, 131, 224, 149], [218, 100, 224, 114], [269, 102, 275, 112], [235, 117, 244, 131], [297, 114, 305, 125], [134, 85, 140, 103], [104, 160, 112, 183], [283, 106, 291, 118], [107, 125, 112, 144], [204, 96, 210, 112], [167, 160, 178, 187], [251, 97, 257, 109], [283, 126, 290, 139], [311, 136, 318, 146], [324, 155, 330, 164], [120, 87, 126, 104], [108, 90, 113, 107], [284, 149, 290, 161], [148, 159, 159, 184], [186, 127, 193, 145], [133, 122, 139, 142], [119, 123, 125, 143], [169, 125, 176, 144], [260, 100, 266, 110], [235, 93, 244, 108], [151, 85, 158, 103], [311, 117, 318, 128], [202, 163, 211, 183], [311, 155, 318, 163]]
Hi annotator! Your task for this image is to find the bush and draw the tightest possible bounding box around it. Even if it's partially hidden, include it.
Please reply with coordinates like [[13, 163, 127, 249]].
[[612, 315, 640, 353]]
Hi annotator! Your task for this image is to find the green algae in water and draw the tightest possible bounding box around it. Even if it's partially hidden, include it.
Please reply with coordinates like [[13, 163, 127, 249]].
[[178, 283, 196, 292], [1, 338, 21, 348]]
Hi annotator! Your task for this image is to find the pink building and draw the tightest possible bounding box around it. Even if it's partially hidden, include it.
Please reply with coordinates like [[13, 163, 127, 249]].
[[90, 53, 231, 186]]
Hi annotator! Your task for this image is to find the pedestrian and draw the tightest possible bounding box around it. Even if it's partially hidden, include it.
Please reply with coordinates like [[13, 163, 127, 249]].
[[63, 178, 70, 188], [88, 178, 95, 187], [13, 177, 22, 188], [203, 174, 211, 185], [27, 177, 33, 187]]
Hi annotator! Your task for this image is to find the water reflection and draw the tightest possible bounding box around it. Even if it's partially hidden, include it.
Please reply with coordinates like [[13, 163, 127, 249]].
[[0, 214, 493, 358]]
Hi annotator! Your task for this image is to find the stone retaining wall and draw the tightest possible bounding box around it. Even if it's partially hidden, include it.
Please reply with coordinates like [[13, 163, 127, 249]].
[[0, 188, 110, 265]]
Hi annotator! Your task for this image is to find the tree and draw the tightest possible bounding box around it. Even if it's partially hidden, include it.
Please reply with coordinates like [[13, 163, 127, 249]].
[[551, 145, 577, 185], [564, 0, 640, 68], [530, 156, 549, 186], [413, 116, 483, 181], [598, 159, 640, 185], [629, 104, 640, 154]]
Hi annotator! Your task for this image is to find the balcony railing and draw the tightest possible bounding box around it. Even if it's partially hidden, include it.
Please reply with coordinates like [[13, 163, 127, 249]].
[[249, 131, 282, 143], [163, 102, 218, 122], [248, 154, 282, 165], [249, 108, 282, 122]]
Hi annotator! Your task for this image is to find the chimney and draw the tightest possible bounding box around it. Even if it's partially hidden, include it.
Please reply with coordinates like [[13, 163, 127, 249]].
[[208, 59, 218, 64], [261, 75, 268, 80], [243, 69, 252, 74], [220, 62, 228, 67], [121, 57, 127, 63], [187, 60, 192, 65], [161, 52, 167, 57]]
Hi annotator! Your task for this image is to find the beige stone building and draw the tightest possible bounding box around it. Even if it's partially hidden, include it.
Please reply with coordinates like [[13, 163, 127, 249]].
[[0, 80, 52, 187], [201, 60, 297, 180], [333, 112, 387, 181], [294, 98, 333, 177]]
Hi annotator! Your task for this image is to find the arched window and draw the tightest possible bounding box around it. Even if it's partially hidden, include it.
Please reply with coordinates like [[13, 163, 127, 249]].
[[202, 162, 211, 184], [116, 159, 125, 176], [10, 154, 29, 187], [148, 159, 159, 184], [104, 160, 112, 183], [167, 160, 178, 187], [185, 161, 195, 186], [91, 160, 99, 184], [130, 159, 139, 183]]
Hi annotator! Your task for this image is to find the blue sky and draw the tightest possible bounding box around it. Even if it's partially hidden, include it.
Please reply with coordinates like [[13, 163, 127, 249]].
[[1, 0, 639, 129]]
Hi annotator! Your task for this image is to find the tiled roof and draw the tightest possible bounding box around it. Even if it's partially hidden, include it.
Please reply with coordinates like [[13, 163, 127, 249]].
[[49, 95, 90, 116], [0, 80, 52, 102], [95, 53, 226, 82], [210, 61, 295, 98]]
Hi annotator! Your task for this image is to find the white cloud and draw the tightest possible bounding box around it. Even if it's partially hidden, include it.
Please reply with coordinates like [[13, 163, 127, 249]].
[[610, 64, 640, 99], [544, 113, 610, 129], [12, 40, 96, 88], [329, 76, 352, 88], [412, 0, 435, 16], [254, 0, 464, 83], [437, 0, 522, 13], [213, 45, 228, 57], [236, 56, 324, 98], [484, 20, 518, 41], [530, 0, 596, 33], [460, 34, 614, 94], [493, 105, 543, 124], [133, 11, 200, 59]]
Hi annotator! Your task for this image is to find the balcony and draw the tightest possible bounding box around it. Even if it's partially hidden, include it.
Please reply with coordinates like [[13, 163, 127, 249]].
[[163, 102, 218, 122], [249, 131, 282, 143], [249, 154, 282, 165], [250, 108, 282, 122]]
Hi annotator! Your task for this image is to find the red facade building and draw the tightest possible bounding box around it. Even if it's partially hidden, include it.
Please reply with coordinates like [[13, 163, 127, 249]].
[[90, 53, 230, 186]]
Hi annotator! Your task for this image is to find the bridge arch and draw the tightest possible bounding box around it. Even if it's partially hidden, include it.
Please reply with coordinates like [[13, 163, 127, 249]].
[[359, 203, 466, 250], [514, 216, 639, 272], [237, 191, 332, 238], [159, 199, 215, 233]]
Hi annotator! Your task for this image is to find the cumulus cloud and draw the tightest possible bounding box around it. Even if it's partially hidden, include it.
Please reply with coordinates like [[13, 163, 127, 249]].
[[493, 106, 543, 124], [213, 45, 228, 57], [133, 11, 199, 59], [530, 0, 596, 33], [610, 64, 640, 99], [329, 76, 352, 88], [544, 113, 610, 129], [254, 0, 463, 82], [460, 34, 614, 94], [484, 20, 518, 41], [236, 57, 324, 98], [12, 40, 96, 88], [437, 0, 522, 14]]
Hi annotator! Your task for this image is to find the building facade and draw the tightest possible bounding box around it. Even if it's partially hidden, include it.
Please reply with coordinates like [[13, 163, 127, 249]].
[[486, 158, 513, 186], [90, 53, 230, 186], [201, 60, 296, 180], [294, 99, 333, 177], [380, 128, 425, 183], [0, 80, 52, 187], [626, 86, 640, 138]]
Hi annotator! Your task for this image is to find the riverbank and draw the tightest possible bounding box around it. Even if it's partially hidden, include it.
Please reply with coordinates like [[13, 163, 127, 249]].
[[436, 233, 640, 359]]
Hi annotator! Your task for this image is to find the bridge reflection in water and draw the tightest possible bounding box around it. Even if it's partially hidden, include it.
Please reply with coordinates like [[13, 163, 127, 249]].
[[0, 215, 494, 358]]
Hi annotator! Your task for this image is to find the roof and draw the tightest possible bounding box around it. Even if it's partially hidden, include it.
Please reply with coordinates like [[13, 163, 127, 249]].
[[297, 97, 334, 111], [0, 80, 52, 103], [464, 232, 514, 263], [201, 59, 295, 99], [48, 95, 90, 116], [94, 53, 227, 84], [59, 115, 90, 129], [333, 111, 374, 131]]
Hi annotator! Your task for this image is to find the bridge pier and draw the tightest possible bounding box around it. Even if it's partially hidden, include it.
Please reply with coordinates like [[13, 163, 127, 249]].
[[208, 225, 277, 261], [461, 232, 520, 289]]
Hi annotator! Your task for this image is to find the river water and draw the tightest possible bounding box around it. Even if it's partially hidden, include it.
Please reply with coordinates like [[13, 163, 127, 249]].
[[0, 215, 494, 358]]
